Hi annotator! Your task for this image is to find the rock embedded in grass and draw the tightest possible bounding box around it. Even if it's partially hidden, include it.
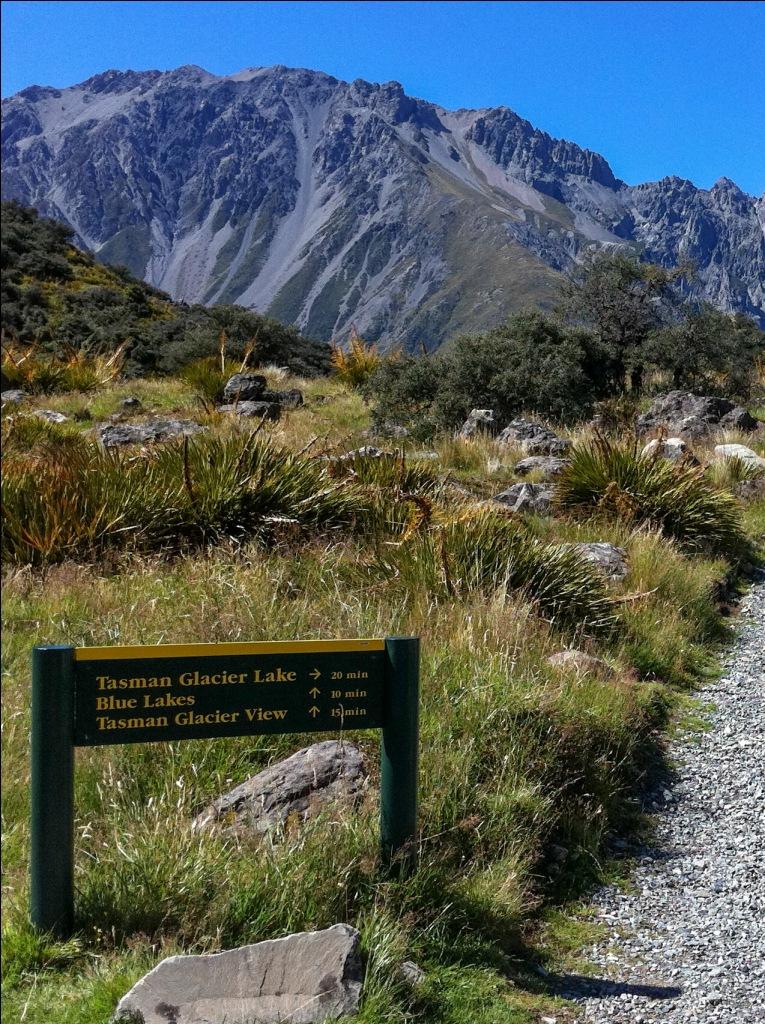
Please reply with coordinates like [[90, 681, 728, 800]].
[[222, 372, 268, 402], [642, 436, 695, 462], [34, 409, 69, 423], [459, 408, 498, 438], [193, 740, 367, 835], [637, 391, 759, 438], [496, 418, 571, 456], [218, 400, 282, 420], [492, 482, 554, 514], [120, 396, 142, 411], [1, 389, 26, 404], [713, 443, 765, 470], [97, 418, 207, 446], [114, 923, 363, 1024], [514, 455, 569, 479], [569, 542, 629, 581], [547, 649, 615, 677]]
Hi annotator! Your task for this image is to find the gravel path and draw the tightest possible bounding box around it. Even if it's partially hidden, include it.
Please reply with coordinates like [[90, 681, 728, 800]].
[[572, 577, 765, 1024]]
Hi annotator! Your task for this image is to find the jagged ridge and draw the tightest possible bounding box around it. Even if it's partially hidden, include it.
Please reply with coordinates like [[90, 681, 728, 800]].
[[3, 64, 763, 348]]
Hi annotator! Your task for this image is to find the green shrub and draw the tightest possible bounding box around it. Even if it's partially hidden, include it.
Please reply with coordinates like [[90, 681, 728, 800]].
[[555, 436, 747, 556]]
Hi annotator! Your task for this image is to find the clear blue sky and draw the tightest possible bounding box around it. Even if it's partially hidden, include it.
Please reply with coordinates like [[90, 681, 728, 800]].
[[3, 1, 764, 195]]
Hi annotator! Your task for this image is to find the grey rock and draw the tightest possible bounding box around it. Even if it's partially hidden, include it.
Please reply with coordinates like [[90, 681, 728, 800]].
[[270, 387, 304, 409], [637, 392, 759, 438], [493, 482, 554, 515], [547, 650, 614, 677], [571, 542, 629, 580], [34, 409, 69, 423], [496, 418, 570, 456], [641, 436, 694, 462], [713, 444, 765, 470], [399, 960, 426, 987], [114, 924, 363, 1024], [337, 446, 388, 460], [98, 418, 206, 446], [733, 476, 765, 502], [193, 741, 367, 834], [218, 400, 281, 420], [514, 455, 569, 478], [222, 373, 268, 403], [459, 409, 497, 438], [120, 396, 142, 411], [1, 389, 26, 404]]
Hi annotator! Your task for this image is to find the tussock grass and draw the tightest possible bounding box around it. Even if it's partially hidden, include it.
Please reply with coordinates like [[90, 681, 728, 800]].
[[556, 435, 747, 556], [1, 427, 370, 565], [1, 342, 126, 393], [364, 507, 616, 635]]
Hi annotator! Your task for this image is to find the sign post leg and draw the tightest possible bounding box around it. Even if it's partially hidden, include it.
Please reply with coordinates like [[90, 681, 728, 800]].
[[381, 637, 419, 859], [30, 645, 75, 936]]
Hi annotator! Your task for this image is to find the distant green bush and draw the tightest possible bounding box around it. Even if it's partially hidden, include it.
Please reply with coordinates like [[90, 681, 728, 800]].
[[369, 310, 610, 434]]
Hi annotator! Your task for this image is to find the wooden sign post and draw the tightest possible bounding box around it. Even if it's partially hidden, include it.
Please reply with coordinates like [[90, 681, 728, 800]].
[[30, 636, 419, 936]]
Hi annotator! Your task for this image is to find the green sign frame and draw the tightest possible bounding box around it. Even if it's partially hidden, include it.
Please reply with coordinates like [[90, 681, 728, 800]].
[[30, 637, 419, 936]]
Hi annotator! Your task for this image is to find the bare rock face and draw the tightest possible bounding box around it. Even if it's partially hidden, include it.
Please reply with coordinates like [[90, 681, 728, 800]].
[[193, 741, 367, 835], [459, 409, 497, 438], [98, 418, 206, 446], [570, 542, 629, 581], [497, 419, 571, 456], [113, 924, 363, 1024], [1, 389, 26, 404], [493, 482, 554, 515], [514, 455, 569, 479], [637, 392, 759, 438], [222, 373, 268, 403]]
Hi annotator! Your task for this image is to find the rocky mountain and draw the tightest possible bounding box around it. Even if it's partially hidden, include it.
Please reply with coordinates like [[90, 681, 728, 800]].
[[3, 64, 764, 349]]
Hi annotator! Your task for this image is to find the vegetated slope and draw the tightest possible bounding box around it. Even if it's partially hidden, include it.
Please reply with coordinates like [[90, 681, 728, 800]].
[[0, 201, 331, 375], [2, 65, 763, 352]]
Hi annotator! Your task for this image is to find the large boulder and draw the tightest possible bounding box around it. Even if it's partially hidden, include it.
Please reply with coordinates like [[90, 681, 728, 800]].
[[514, 456, 569, 479], [459, 409, 497, 438], [218, 400, 281, 421], [98, 419, 206, 447], [223, 373, 268, 403], [193, 741, 367, 835], [569, 542, 629, 581], [497, 419, 571, 456], [114, 924, 363, 1024], [637, 391, 759, 438], [493, 482, 554, 515], [713, 444, 765, 470]]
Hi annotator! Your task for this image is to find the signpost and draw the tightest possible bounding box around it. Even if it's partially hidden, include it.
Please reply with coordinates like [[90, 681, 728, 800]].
[[30, 636, 419, 936]]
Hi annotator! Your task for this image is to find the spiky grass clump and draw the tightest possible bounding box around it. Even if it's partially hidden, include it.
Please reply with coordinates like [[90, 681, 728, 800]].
[[367, 507, 616, 635], [555, 436, 747, 557], [330, 332, 382, 388], [1, 343, 126, 393], [1, 429, 369, 565]]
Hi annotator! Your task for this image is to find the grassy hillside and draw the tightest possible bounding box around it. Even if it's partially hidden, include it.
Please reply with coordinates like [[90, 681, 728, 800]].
[[2, 351, 763, 1022], [0, 201, 331, 377]]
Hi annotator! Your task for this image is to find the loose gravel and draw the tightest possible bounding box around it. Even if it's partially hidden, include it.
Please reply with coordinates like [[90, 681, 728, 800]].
[[572, 577, 765, 1023]]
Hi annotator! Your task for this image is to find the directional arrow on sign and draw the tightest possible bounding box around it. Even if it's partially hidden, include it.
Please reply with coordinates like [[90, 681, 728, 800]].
[[309, 687, 321, 698], [310, 668, 321, 680], [308, 706, 320, 718]]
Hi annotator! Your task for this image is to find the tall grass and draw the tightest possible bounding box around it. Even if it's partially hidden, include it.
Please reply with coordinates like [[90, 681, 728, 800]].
[[555, 435, 747, 556], [330, 331, 383, 388], [1, 426, 370, 565], [1, 342, 126, 393], [365, 507, 616, 635]]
